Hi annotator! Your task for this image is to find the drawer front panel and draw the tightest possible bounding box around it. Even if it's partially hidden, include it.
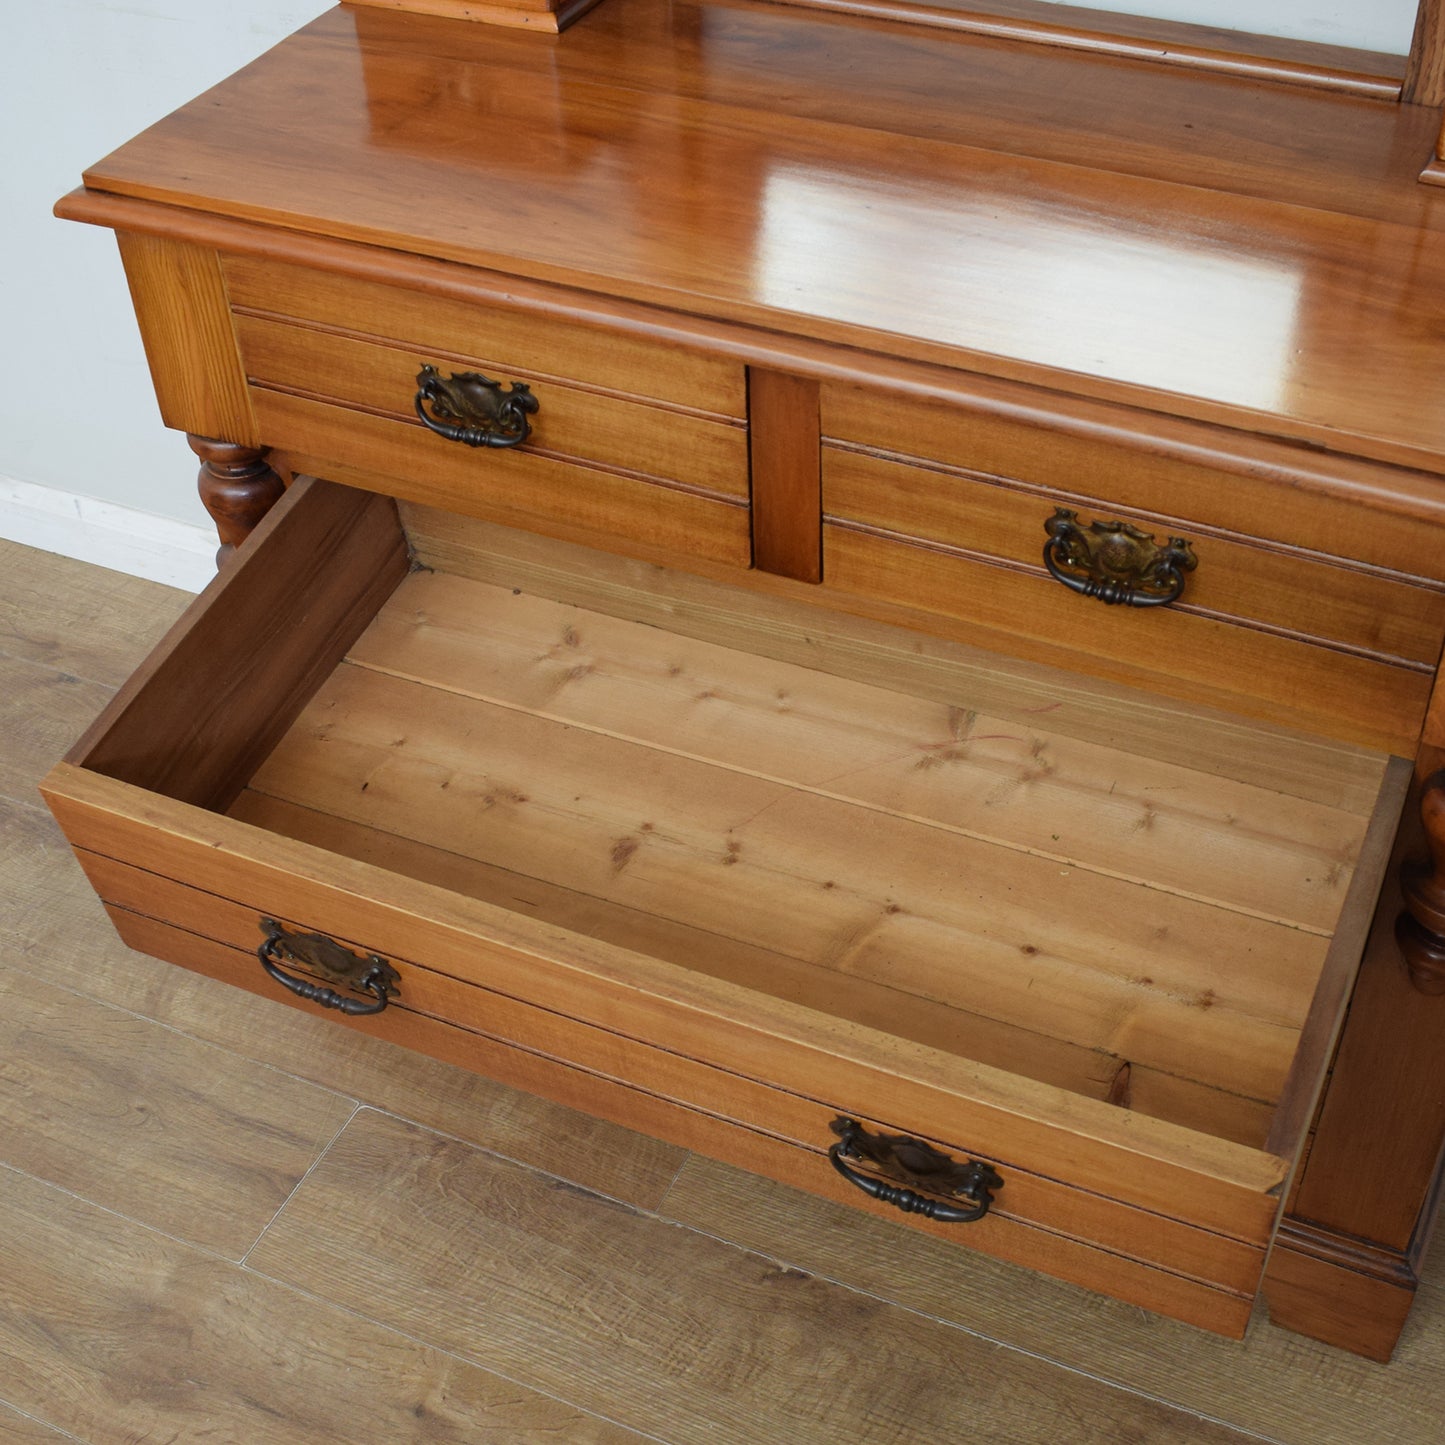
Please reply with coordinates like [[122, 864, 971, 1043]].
[[224, 255, 747, 419], [44, 767, 1285, 1250], [235, 315, 749, 501], [79, 850, 1264, 1307], [253, 388, 752, 568], [821, 383, 1445, 582], [104, 906, 1252, 1337], [825, 447, 1445, 669], [822, 521, 1432, 754]]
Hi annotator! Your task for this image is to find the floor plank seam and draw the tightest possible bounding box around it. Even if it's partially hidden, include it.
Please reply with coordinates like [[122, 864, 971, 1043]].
[[239, 1100, 366, 1268], [0, 1157, 256, 1268], [646, 1212, 1289, 1445], [0, 1397, 90, 1444], [281, 1109, 1277, 1440], [235, 1257, 680, 1445]]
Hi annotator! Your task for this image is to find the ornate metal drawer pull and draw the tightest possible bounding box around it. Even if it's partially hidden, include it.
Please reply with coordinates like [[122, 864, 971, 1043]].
[[827, 1117, 1002, 1224], [256, 917, 400, 1016], [1043, 507, 1196, 607], [414, 364, 538, 448]]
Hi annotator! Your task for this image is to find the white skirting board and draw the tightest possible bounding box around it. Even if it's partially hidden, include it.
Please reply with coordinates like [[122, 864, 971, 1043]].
[[0, 477, 213, 594]]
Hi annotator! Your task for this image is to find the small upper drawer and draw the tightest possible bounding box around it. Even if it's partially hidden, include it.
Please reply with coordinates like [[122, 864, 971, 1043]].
[[224, 260, 751, 570], [224, 256, 746, 419], [821, 382, 1445, 582], [824, 446, 1445, 670], [819, 384, 1445, 754]]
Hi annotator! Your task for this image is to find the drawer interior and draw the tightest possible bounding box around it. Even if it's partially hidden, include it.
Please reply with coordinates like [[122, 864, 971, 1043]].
[[46, 477, 1403, 1168]]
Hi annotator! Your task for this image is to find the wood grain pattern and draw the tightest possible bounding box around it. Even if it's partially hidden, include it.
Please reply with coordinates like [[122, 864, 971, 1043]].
[[247, 661, 1327, 1109], [0, 970, 355, 1258], [824, 444, 1445, 664], [224, 253, 746, 418], [252, 391, 753, 570], [344, 571, 1370, 933], [248, 1109, 1262, 1433], [402, 505, 1390, 814], [233, 313, 750, 496], [1405, 0, 1445, 104], [40, 766, 1292, 1239], [749, 370, 821, 581], [823, 524, 1431, 754], [85, 866, 1266, 1300], [115, 232, 256, 445], [225, 790, 1277, 1148], [72, 477, 409, 809], [74, 3, 1445, 469], [0, 1165, 646, 1444]]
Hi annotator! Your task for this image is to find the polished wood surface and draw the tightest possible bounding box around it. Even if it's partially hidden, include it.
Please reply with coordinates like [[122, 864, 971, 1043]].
[[70, 478, 408, 810], [75, 1, 1445, 470], [747, 369, 821, 581]]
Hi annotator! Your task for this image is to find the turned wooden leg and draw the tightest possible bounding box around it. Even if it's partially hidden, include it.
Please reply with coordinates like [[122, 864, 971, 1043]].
[[188, 434, 285, 567], [1262, 771, 1445, 1361], [1397, 769, 1445, 990]]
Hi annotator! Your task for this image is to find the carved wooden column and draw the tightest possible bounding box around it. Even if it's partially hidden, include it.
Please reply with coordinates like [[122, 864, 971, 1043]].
[[188, 435, 285, 566]]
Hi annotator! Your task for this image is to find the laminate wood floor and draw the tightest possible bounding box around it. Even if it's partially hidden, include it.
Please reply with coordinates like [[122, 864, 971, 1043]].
[[3, 537, 1443, 1444]]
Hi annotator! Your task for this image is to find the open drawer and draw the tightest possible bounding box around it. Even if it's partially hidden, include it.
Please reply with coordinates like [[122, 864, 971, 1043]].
[[41, 477, 1409, 1338]]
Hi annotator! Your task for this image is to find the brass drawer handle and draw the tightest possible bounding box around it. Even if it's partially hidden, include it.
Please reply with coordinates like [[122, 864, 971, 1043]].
[[1043, 507, 1196, 607], [414, 364, 538, 449], [827, 1117, 1001, 1224], [256, 917, 400, 1016]]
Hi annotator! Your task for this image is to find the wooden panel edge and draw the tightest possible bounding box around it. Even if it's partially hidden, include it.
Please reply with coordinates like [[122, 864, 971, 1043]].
[[749, 369, 821, 582], [1264, 755, 1413, 1159], [64, 477, 409, 808], [1404, 0, 1445, 104], [1261, 1219, 1419, 1361], [115, 232, 257, 445], [52, 191, 1445, 480], [757, 0, 1403, 96]]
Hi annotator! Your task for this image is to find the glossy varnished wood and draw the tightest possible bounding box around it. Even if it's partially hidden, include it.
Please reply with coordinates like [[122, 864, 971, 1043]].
[[73, 1, 1445, 470], [71, 478, 409, 809]]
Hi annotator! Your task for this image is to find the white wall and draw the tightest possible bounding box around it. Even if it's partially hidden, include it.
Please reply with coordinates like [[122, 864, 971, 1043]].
[[0, 1, 1418, 545], [0, 0, 330, 538]]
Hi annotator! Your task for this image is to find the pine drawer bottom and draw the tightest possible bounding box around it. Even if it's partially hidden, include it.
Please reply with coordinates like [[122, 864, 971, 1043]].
[[41, 477, 1409, 1338]]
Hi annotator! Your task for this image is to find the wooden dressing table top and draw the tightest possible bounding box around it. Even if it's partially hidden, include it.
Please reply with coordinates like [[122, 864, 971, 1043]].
[[72, 0, 1445, 474]]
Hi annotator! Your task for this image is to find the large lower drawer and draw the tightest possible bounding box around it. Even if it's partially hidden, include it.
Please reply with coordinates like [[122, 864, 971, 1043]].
[[42, 477, 1409, 1338]]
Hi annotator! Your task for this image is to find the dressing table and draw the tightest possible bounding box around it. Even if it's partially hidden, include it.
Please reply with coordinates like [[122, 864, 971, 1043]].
[[41, 0, 1445, 1362]]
